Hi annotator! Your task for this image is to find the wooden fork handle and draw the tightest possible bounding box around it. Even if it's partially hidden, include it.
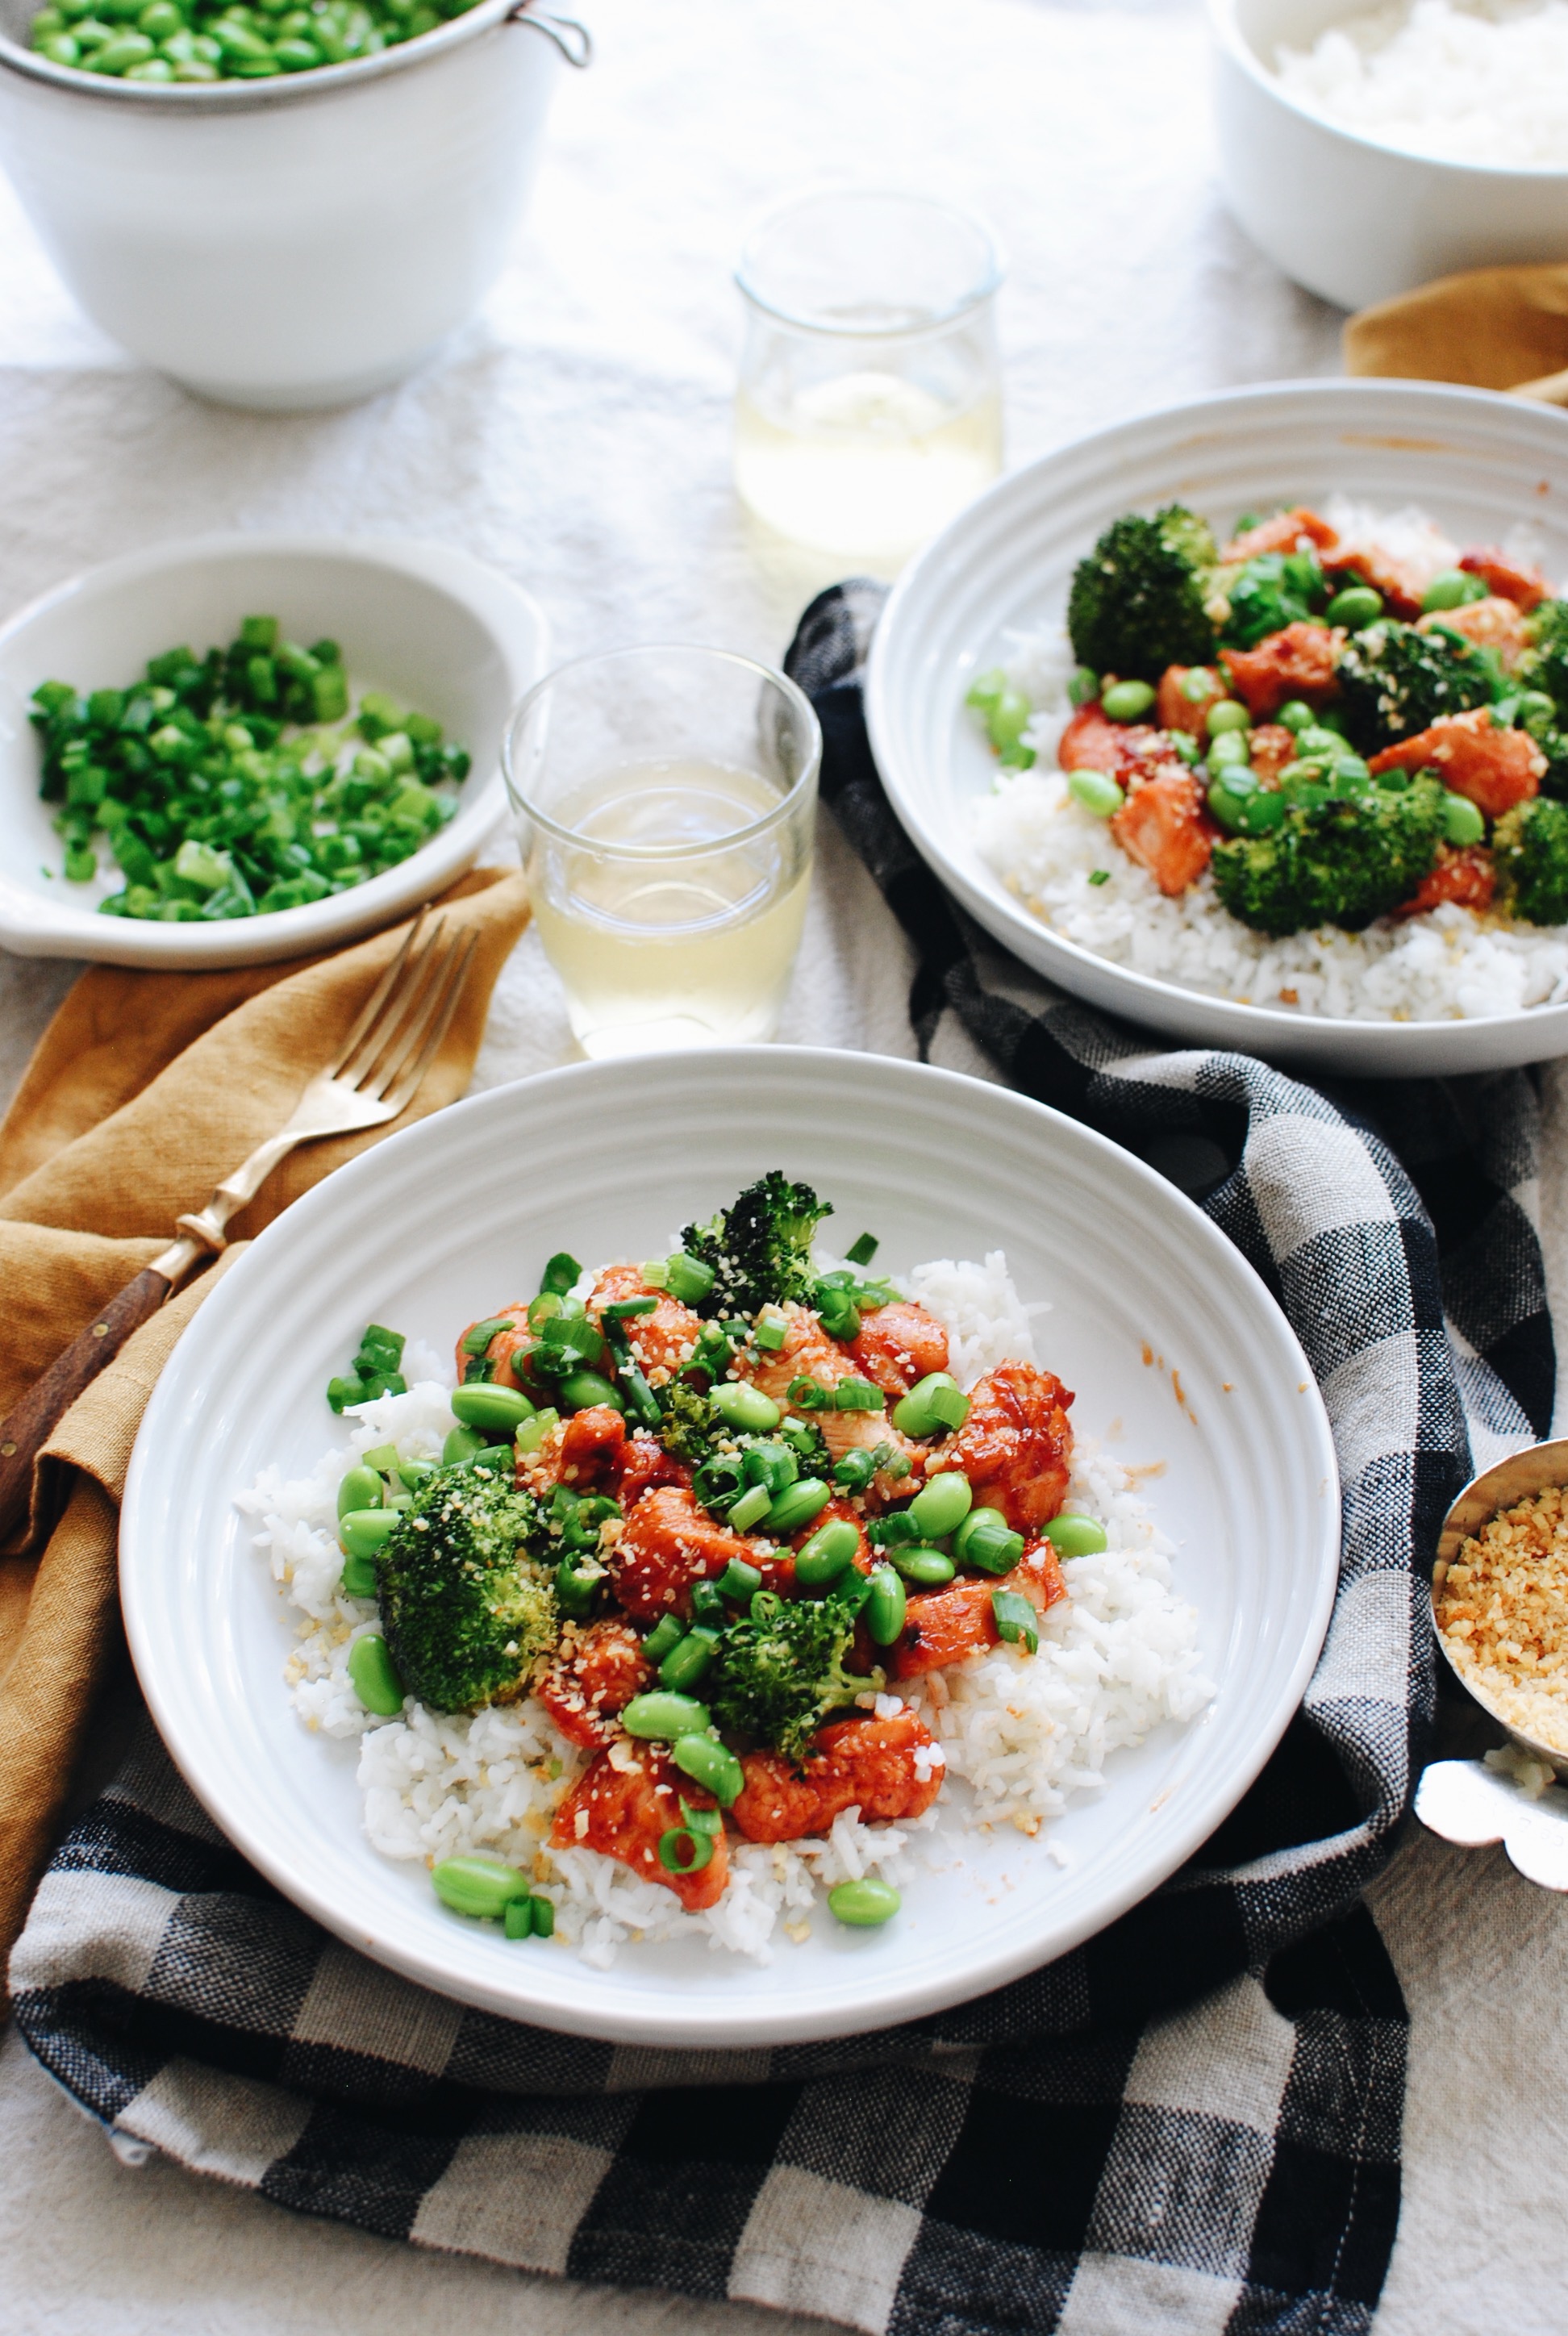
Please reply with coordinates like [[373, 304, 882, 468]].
[[0, 1266, 176, 1549]]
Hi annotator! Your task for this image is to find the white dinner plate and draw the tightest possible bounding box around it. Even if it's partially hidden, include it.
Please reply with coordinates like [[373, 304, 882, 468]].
[[867, 378, 1568, 1076], [122, 1048, 1339, 2047]]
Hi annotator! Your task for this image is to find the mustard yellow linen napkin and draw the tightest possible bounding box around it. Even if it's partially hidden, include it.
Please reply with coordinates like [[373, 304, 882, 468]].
[[1345, 260, 1568, 399], [0, 869, 529, 1987]]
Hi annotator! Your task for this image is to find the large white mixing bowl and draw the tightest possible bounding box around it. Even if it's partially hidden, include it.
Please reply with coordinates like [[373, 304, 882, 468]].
[[0, 0, 587, 410], [1211, 0, 1568, 312], [866, 377, 1568, 1078]]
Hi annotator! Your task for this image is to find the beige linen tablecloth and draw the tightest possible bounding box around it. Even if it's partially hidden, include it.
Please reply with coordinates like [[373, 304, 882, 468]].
[[1, 0, 1566, 2329]]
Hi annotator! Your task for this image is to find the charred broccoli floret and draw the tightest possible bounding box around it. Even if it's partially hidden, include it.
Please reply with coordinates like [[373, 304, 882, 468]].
[[1517, 598, 1568, 724], [1211, 777, 1445, 936], [1336, 620, 1495, 753], [1066, 505, 1219, 683], [376, 1458, 557, 1712], [680, 1172, 832, 1320], [709, 1586, 882, 1765], [1494, 797, 1568, 926]]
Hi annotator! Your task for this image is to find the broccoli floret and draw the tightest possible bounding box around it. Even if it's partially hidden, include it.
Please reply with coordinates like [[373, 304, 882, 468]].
[[1219, 549, 1328, 649], [657, 1380, 723, 1466], [1066, 505, 1218, 683], [1517, 598, 1568, 724], [376, 1459, 557, 1712], [1336, 620, 1495, 753], [681, 1172, 832, 1320], [709, 1587, 882, 1765], [1495, 797, 1568, 926], [1211, 777, 1445, 936]]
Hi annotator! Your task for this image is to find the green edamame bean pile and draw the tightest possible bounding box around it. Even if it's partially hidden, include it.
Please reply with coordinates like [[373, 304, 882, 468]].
[[279, 1171, 1126, 1952], [968, 494, 1568, 970], [29, 0, 478, 83], [31, 615, 469, 920]]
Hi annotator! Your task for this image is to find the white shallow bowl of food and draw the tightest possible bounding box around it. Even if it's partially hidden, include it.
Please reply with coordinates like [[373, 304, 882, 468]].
[[868, 377, 1568, 1077], [121, 1047, 1338, 2048], [0, 532, 547, 968], [1211, 0, 1568, 310]]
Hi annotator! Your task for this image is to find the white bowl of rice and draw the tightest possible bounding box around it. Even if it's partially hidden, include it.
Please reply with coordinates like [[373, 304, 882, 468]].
[[119, 1048, 1337, 2046], [1212, 0, 1568, 310], [867, 376, 1568, 1076]]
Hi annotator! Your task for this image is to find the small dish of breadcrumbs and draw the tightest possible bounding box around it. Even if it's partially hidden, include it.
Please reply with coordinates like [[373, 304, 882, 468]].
[[1435, 1483, 1568, 1757]]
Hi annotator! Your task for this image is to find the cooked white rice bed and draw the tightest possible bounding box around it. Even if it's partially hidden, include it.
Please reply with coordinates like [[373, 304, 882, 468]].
[[239, 1256, 1211, 1967], [1275, 0, 1568, 171], [976, 502, 1568, 1023]]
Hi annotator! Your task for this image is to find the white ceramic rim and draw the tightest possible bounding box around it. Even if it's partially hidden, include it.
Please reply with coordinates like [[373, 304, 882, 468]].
[[0, 528, 547, 965], [121, 1045, 1341, 2046], [865, 374, 1568, 1067], [734, 182, 1006, 339], [0, 0, 547, 107], [1208, 0, 1568, 184], [502, 644, 823, 859]]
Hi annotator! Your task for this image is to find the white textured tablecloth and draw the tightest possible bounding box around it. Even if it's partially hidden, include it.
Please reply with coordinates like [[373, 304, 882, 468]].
[[2, 2, 1565, 2330]]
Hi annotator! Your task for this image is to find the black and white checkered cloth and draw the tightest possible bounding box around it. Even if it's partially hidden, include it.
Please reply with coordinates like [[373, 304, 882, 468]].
[[10, 580, 1554, 2334]]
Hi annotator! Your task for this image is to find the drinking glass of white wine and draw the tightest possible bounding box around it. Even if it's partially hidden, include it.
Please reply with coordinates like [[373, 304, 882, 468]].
[[504, 644, 820, 1058], [734, 186, 1004, 568]]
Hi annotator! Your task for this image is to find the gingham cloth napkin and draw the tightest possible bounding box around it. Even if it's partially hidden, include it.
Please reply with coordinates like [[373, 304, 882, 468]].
[[9, 583, 1553, 2336]]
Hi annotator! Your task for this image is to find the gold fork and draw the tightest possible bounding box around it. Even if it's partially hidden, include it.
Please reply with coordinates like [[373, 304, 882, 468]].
[[0, 907, 477, 1548]]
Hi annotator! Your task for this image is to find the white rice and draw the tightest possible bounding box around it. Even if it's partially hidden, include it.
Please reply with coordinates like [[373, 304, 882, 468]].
[[974, 503, 1568, 1024], [1274, 0, 1568, 169], [240, 1258, 1211, 1965]]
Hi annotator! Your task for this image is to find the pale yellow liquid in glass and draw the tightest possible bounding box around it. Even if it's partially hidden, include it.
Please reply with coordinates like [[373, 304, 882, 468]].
[[530, 759, 811, 1058], [734, 370, 1003, 561]]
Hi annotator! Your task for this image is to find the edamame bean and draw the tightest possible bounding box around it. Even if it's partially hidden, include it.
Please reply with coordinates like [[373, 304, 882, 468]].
[[340, 1549, 378, 1599], [709, 1380, 781, 1434], [1067, 666, 1099, 707], [891, 1373, 970, 1439], [39, 30, 80, 56], [336, 1464, 384, 1520], [137, 0, 181, 31], [1276, 699, 1316, 733], [1042, 1512, 1109, 1556], [765, 1477, 832, 1535], [794, 1517, 860, 1587], [1100, 678, 1155, 722], [443, 1425, 486, 1466], [450, 1382, 536, 1432], [1207, 728, 1250, 770], [1324, 585, 1382, 630], [671, 1732, 744, 1806], [558, 1370, 624, 1414], [431, 1855, 531, 1921], [621, 1691, 711, 1740], [907, 1471, 973, 1540], [863, 1565, 907, 1645], [348, 1633, 403, 1715], [1442, 791, 1486, 847], [953, 1507, 1024, 1575], [892, 1546, 956, 1585], [1422, 569, 1487, 613], [339, 1508, 394, 1561], [1205, 699, 1250, 738], [659, 1625, 720, 1692], [90, 27, 152, 65], [986, 687, 1032, 753], [1065, 769, 1124, 820], [828, 1877, 901, 1926]]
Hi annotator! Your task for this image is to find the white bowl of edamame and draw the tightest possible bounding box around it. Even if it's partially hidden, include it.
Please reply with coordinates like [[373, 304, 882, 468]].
[[120, 1048, 1338, 2046], [0, 530, 547, 967], [868, 376, 1568, 1078]]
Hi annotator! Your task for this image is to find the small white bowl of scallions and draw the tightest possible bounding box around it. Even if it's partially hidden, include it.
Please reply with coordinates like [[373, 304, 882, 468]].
[[0, 532, 547, 967]]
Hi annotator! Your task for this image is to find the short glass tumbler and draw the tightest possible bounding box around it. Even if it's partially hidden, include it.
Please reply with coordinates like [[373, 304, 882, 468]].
[[734, 186, 1004, 565], [504, 644, 820, 1058]]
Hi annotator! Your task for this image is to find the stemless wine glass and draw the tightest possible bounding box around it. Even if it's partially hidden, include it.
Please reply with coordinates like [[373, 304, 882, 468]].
[[504, 645, 820, 1058], [734, 186, 1004, 565]]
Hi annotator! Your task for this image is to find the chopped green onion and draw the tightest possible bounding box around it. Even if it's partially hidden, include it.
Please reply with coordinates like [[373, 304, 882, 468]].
[[727, 1483, 774, 1533], [539, 1252, 582, 1296], [715, 1557, 764, 1601], [844, 1233, 879, 1266], [642, 1614, 685, 1665], [786, 1375, 832, 1410], [991, 1588, 1040, 1654], [603, 1296, 658, 1320], [460, 1315, 515, 1358], [664, 1252, 717, 1307], [833, 1379, 886, 1412]]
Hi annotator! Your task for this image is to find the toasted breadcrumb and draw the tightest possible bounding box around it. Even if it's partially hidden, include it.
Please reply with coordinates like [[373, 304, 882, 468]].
[[1436, 1483, 1568, 1751]]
